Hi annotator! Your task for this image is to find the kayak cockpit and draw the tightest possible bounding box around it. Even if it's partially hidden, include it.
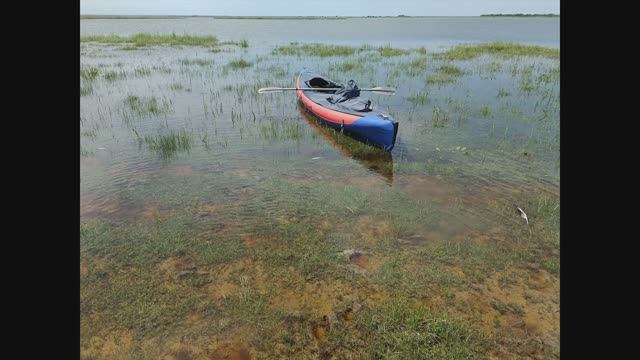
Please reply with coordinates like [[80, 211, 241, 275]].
[[305, 77, 340, 94]]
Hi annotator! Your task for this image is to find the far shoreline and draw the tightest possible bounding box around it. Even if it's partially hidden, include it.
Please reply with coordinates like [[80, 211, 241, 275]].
[[80, 15, 559, 20]]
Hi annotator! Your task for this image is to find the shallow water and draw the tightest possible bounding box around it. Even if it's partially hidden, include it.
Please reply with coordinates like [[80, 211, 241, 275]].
[[80, 18, 559, 359], [81, 16, 560, 50]]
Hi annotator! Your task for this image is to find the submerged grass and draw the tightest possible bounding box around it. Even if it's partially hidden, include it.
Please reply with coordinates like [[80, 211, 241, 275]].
[[273, 43, 358, 57], [273, 43, 410, 58], [179, 58, 213, 67], [140, 131, 193, 159], [358, 298, 488, 358], [220, 39, 249, 48], [226, 59, 252, 70], [408, 92, 429, 105], [80, 33, 219, 47], [398, 57, 428, 75], [439, 41, 559, 61], [103, 70, 127, 81], [125, 95, 172, 116], [375, 44, 411, 57], [259, 118, 305, 141], [439, 64, 463, 76], [425, 63, 464, 85], [81, 38, 559, 359], [80, 66, 100, 81], [330, 59, 366, 72]]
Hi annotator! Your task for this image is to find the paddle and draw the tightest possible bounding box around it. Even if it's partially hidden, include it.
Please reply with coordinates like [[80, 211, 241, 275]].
[[258, 86, 396, 95]]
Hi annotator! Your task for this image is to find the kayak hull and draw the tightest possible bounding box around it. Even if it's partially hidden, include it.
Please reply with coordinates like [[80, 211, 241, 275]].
[[296, 70, 398, 151]]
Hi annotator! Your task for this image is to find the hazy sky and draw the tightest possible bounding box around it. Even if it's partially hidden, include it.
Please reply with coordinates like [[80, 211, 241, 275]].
[[80, 0, 559, 16]]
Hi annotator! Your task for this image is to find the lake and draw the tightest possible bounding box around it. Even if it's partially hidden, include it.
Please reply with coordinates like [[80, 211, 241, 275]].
[[80, 17, 559, 359]]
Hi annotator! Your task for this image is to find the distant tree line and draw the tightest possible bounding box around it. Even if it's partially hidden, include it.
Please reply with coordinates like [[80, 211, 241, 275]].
[[481, 14, 559, 17]]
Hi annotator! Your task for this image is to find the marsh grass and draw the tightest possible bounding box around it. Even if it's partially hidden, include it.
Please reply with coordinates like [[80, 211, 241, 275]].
[[80, 33, 219, 47], [497, 88, 511, 97], [169, 83, 187, 91], [273, 43, 410, 57], [439, 64, 463, 77], [125, 95, 173, 115], [479, 105, 492, 118], [425, 64, 464, 85], [103, 70, 127, 81], [80, 38, 559, 359], [432, 105, 450, 127], [538, 67, 560, 84], [520, 75, 537, 93], [273, 43, 357, 57], [226, 59, 252, 70], [252, 222, 342, 277], [259, 118, 304, 141], [80, 84, 93, 96], [220, 39, 249, 48], [133, 66, 152, 77], [180, 58, 213, 67], [80, 66, 100, 81], [358, 298, 488, 358], [438, 42, 559, 61], [408, 92, 429, 105], [141, 131, 193, 159], [331, 59, 365, 72], [399, 57, 427, 75], [376, 44, 411, 57]]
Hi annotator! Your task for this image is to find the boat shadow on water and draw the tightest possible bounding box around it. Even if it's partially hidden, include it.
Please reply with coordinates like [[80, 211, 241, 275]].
[[297, 103, 395, 184]]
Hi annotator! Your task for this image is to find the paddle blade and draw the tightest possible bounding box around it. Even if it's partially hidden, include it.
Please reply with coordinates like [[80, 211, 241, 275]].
[[258, 87, 287, 94], [367, 87, 396, 96]]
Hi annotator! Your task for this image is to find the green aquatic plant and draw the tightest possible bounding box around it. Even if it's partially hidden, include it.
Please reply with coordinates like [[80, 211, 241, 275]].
[[179, 58, 213, 67], [273, 43, 358, 57], [408, 92, 429, 105], [124, 95, 173, 115], [331, 59, 365, 72], [376, 44, 411, 57], [227, 59, 252, 70], [142, 131, 193, 159], [80, 33, 219, 47], [80, 66, 100, 81], [439, 42, 559, 61], [438, 64, 463, 77], [432, 105, 449, 127]]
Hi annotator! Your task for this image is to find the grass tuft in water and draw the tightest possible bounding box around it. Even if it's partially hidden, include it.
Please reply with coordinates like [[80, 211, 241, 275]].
[[142, 131, 192, 159], [497, 88, 511, 97], [273, 43, 358, 57], [439, 64, 463, 76], [408, 92, 429, 105], [80, 33, 219, 47], [80, 66, 100, 81], [179, 58, 213, 67], [438, 41, 559, 61], [125, 95, 172, 115], [226, 59, 252, 70], [358, 298, 488, 358], [331, 59, 365, 72], [376, 44, 411, 57], [479, 105, 492, 118], [103, 70, 127, 81], [432, 105, 450, 127]]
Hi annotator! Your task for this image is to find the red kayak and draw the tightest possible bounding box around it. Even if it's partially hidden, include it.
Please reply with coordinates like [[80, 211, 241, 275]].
[[296, 69, 399, 151]]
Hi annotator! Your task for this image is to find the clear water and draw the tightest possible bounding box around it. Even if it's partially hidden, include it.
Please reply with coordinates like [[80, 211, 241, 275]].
[[80, 18, 560, 359]]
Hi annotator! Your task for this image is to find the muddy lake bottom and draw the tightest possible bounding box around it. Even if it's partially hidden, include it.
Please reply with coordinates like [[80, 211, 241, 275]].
[[81, 38, 559, 359]]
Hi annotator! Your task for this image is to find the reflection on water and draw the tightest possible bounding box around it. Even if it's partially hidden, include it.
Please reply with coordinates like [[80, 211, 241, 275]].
[[297, 103, 394, 184]]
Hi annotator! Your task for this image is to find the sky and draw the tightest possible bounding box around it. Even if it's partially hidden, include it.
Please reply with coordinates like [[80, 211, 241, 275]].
[[80, 0, 559, 16]]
